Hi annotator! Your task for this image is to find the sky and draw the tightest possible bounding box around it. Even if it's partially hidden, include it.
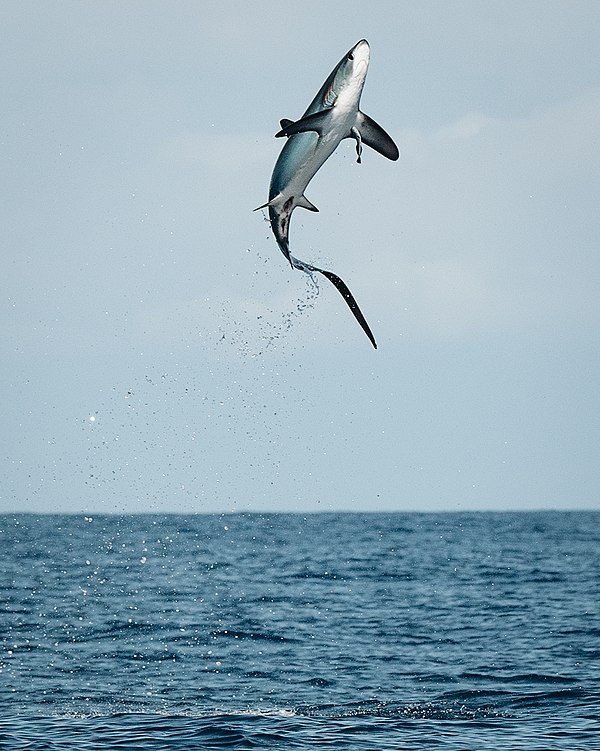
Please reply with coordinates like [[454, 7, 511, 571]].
[[2, 1, 599, 514]]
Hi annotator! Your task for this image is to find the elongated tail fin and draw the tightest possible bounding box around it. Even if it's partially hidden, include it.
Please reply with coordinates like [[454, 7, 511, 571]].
[[317, 268, 377, 349], [291, 255, 377, 349]]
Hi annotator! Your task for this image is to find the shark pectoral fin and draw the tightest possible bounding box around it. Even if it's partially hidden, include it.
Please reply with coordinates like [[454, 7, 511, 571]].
[[275, 110, 332, 138], [350, 126, 363, 164], [357, 112, 400, 161], [315, 267, 377, 349]]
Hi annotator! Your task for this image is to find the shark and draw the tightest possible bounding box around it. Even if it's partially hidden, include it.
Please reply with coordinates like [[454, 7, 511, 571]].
[[255, 39, 399, 349]]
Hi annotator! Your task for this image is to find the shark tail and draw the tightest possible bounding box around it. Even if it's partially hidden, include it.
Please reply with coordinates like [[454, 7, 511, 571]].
[[255, 197, 376, 348], [290, 254, 377, 349], [255, 196, 317, 268]]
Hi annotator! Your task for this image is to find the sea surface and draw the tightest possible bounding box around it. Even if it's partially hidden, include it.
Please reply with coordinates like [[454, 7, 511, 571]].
[[1, 512, 599, 749]]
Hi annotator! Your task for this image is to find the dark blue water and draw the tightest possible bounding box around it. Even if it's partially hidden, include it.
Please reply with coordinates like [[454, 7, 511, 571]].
[[1, 512, 598, 749]]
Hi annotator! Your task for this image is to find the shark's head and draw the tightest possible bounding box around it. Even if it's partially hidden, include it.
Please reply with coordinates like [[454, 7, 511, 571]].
[[347, 39, 370, 72], [325, 39, 370, 108]]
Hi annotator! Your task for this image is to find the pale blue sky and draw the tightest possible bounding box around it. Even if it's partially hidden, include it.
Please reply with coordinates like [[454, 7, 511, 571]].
[[2, 1, 599, 513]]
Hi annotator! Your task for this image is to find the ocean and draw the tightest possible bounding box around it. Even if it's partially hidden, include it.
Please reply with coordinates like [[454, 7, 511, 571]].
[[1, 512, 598, 749]]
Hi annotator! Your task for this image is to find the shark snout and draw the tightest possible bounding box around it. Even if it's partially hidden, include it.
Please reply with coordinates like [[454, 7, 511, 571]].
[[351, 39, 370, 67]]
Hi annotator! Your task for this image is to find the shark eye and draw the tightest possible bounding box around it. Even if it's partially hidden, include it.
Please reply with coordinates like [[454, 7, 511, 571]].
[[348, 53, 354, 61]]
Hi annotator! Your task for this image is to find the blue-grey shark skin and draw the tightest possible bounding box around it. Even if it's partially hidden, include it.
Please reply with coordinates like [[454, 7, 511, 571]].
[[256, 39, 399, 349]]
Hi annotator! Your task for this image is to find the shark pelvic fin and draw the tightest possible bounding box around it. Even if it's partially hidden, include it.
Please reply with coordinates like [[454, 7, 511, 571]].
[[253, 194, 317, 213], [350, 126, 363, 164], [253, 195, 281, 212], [296, 195, 319, 212]]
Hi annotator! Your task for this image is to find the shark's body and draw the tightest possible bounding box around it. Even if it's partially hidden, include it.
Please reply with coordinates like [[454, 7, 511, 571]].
[[256, 40, 399, 348]]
